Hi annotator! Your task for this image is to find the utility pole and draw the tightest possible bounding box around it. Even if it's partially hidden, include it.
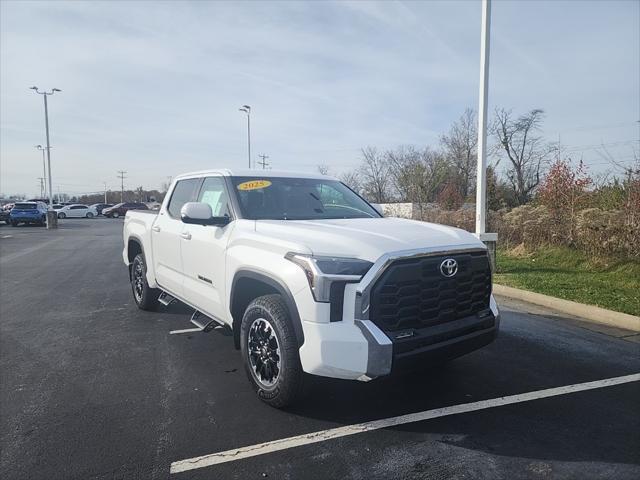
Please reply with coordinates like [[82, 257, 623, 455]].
[[30, 87, 61, 210], [35, 145, 48, 201], [239, 105, 251, 168], [258, 154, 270, 169], [37, 178, 45, 198], [117, 171, 127, 203], [103, 182, 108, 203]]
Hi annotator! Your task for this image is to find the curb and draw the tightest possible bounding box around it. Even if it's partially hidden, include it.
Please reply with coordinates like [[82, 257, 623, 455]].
[[493, 284, 640, 333]]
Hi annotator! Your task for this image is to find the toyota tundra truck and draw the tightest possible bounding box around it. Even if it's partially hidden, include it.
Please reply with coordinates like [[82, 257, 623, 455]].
[[123, 169, 500, 407]]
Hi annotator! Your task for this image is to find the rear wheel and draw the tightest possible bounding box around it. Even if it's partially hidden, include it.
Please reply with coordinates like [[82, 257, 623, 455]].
[[113, 211, 120, 218], [58, 212, 66, 219], [11, 220, 18, 227], [240, 294, 305, 408], [131, 253, 159, 310]]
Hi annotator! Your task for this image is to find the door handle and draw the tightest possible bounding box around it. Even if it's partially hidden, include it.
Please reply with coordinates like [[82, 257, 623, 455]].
[[180, 232, 192, 240], [151, 225, 161, 232]]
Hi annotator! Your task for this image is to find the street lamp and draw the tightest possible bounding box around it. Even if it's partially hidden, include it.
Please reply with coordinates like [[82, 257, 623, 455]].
[[239, 105, 251, 168], [35, 145, 49, 202], [30, 86, 61, 209]]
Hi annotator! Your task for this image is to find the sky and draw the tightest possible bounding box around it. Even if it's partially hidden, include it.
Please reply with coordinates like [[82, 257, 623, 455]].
[[1, 0, 638, 197]]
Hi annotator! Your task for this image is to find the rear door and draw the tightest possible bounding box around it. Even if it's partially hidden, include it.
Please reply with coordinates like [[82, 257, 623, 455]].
[[180, 176, 235, 322], [152, 178, 201, 298]]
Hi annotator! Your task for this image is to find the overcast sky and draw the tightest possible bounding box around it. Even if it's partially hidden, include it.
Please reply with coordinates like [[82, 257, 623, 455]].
[[1, 0, 638, 197]]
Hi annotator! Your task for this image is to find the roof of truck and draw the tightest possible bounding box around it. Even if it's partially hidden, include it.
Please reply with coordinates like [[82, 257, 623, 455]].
[[174, 169, 337, 181]]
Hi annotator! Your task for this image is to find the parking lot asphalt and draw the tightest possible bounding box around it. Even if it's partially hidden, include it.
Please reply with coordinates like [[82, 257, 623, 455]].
[[1, 219, 639, 480]]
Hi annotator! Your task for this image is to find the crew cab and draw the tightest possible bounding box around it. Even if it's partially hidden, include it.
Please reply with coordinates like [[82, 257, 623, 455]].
[[123, 170, 500, 407]]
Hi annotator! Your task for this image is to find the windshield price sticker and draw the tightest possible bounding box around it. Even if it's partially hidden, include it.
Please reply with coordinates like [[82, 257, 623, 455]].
[[237, 180, 272, 191]]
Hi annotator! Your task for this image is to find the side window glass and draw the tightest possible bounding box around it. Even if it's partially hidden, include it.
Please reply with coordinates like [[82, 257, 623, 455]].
[[167, 178, 200, 218], [316, 183, 346, 207], [198, 177, 230, 217]]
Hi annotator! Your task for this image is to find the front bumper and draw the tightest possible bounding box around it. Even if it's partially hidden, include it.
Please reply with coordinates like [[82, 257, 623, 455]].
[[298, 290, 500, 381]]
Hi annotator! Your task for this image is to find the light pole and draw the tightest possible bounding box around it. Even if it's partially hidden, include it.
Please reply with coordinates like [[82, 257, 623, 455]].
[[239, 105, 251, 168], [474, 0, 497, 270], [475, 0, 490, 235], [30, 86, 61, 209], [35, 145, 48, 202]]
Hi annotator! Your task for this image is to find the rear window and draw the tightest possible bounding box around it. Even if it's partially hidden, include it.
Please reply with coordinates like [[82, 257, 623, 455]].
[[14, 203, 36, 210]]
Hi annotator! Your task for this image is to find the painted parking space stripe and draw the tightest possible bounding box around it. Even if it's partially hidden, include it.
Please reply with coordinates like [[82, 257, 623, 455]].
[[170, 373, 640, 475]]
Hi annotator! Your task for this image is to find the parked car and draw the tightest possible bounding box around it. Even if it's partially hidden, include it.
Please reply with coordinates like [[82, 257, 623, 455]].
[[0, 209, 10, 225], [57, 204, 98, 219], [123, 170, 500, 408], [90, 203, 114, 215], [10, 201, 48, 226], [103, 202, 148, 218]]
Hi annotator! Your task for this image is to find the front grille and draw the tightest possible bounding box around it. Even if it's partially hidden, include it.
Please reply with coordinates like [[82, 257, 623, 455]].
[[369, 250, 491, 332]]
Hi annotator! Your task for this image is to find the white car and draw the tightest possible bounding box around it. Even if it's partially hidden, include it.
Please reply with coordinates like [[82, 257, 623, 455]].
[[57, 204, 98, 219], [123, 170, 500, 407]]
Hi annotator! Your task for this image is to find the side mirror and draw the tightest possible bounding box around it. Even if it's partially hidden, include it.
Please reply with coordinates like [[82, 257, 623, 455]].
[[371, 203, 384, 216], [180, 202, 230, 226]]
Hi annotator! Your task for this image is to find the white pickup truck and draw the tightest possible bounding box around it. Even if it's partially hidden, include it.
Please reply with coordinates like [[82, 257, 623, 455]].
[[123, 169, 500, 407]]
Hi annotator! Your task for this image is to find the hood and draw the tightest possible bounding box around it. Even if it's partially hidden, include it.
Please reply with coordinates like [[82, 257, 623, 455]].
[[255, 217, 484, 262]]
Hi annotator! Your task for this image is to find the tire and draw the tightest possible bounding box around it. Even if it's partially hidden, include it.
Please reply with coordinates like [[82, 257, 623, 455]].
[[131, 253, 159, 311], [58, 212, 66, 219], [240, 294, 305, 408], [113, 212, 120, 218], [11, 220, 18, 227], [86, 212, 94, 218]]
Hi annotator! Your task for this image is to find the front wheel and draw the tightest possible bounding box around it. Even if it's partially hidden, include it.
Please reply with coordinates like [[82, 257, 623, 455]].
[[113, 212, 120, 218], [58, 212, 66, 219], [11, 220, 18, 227], [131, 253, 159, 310], [240, 294, 305, 408], [86, 212, 94, 218]]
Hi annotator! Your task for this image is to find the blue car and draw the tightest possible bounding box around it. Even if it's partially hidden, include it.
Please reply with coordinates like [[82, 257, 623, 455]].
[[10, 202, 48, 226]]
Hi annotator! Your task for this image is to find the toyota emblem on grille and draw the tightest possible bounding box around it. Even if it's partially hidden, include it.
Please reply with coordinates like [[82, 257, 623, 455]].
[[440, 258, 458, 277]]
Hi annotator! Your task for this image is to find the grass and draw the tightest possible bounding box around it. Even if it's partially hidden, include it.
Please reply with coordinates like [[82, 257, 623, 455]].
[[494, 246, 640, 316]]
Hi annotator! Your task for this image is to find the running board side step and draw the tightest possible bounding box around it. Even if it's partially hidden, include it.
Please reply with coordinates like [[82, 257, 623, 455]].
[[158, 291, 176, 307], [169, 310, 227, 335]]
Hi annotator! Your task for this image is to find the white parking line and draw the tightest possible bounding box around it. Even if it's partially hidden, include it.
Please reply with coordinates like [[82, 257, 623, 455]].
[[170, 373, 640, 475]]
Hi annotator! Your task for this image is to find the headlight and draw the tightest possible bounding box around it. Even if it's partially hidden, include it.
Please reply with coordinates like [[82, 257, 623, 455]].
[[285, 253, 373, 302]]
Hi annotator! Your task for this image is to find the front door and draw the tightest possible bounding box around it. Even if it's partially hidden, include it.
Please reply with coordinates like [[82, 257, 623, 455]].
[[152, 178, 201, 298], [70, 205, 87, 217], [181, 176, 234, 323]]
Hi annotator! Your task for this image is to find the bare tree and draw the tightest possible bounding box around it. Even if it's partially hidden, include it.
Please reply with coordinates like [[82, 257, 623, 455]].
[[420, 148, 453, 202], [339, 170, 363, 195], [385, 145, 424, 203], [493, 108, 552, 205], [359, 147, 392, 203], [317, 164, 330, 176], [440, 108, 477, 198]]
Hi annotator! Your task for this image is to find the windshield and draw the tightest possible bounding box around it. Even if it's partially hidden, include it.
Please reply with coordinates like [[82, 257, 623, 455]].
[[230, 176, 380, 220], [13, 203, 36, 210]]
